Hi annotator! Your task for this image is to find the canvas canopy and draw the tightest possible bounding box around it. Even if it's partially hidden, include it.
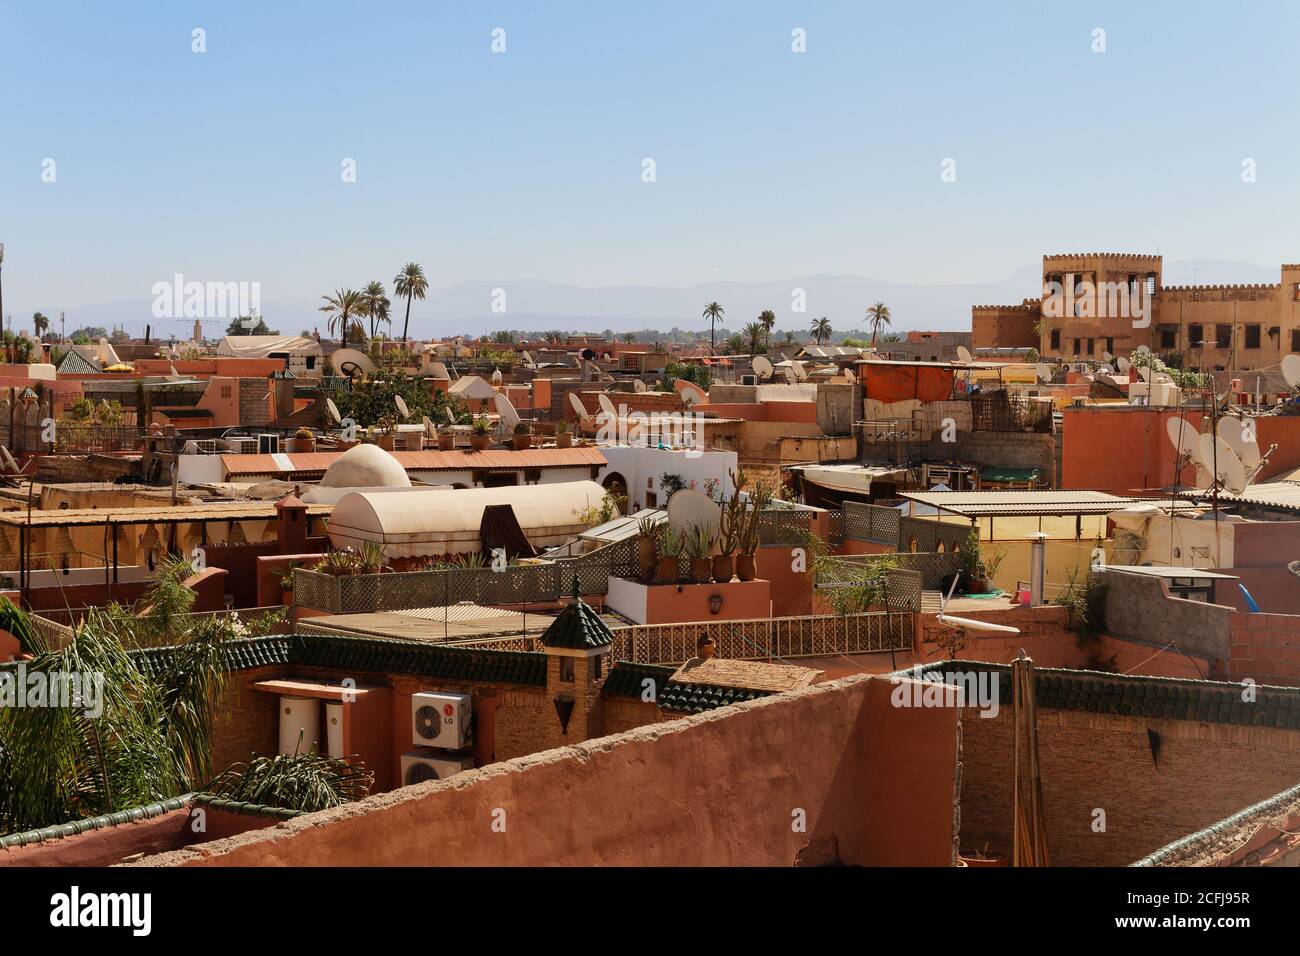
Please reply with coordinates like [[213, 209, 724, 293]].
[[326, 481, 608, 557], [216, 335, 323, 359]]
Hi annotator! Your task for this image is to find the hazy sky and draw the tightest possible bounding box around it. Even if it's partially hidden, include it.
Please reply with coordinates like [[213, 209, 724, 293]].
[[3, 0, 1298, 319]]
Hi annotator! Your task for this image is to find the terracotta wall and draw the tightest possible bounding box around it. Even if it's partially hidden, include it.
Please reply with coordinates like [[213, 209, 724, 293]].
[[140, 675, 959, 867], [1214, 613, 1300, 686], [959, 704, 1300, 865]]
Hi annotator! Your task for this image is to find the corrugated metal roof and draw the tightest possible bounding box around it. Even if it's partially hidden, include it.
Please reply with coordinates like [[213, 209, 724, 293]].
[[898, 489, 1147, 517], [1211, 481, 1300, 512], [0, 500, 333, 528], [220, 446, 607, 476]]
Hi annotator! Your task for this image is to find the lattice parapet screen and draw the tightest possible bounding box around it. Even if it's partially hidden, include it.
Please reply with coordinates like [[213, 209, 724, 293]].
[[842, 501, 901, 546], [899, 515, 970, 554]]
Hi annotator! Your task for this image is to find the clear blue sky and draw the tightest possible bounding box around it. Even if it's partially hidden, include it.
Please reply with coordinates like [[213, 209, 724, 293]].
[[3, 0, 1298, 319]]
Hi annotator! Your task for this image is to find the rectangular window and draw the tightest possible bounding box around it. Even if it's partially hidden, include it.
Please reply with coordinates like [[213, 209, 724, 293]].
[[1050, 329, 1061, 350], [1073, 338, 1081, 355], [1292, 329, 1300, 352], [1244, 324, 1261, 348], [1086, 338, 1095, 355], [1105, 337, 1114, 355], [1216, 324, 1232, 349], [1159, 328, 1176, 350], [1188, 324, 1204, 347], [560, 657, 575, 682]]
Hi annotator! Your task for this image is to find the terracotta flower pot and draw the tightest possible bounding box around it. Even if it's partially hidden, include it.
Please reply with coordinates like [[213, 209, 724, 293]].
[[335, 439, 359, 452], [405, 433, 425, 451], [377, 435, 396, 451], [736, 554, 757, 581], [711, 554, 735, 583], [470, 433, 491, 451], [689, 558, 711, 584], [637, 537, 657, 580], [287, 437, 315, 454], [513, 433, 533, 450], [556, 431, 573, 449], [437, 434, 454, 451], [656, 557, 679, 584]]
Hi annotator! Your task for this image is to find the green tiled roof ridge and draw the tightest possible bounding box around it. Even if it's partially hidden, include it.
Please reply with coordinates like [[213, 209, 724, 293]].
[[1132, 779, 1300, 867], [0, 795, 191, 849], [540, 595, 615, 650], [190, 792, 303, 821]]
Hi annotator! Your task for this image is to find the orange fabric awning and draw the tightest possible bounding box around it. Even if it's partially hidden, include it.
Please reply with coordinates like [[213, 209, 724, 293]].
[[863, 365, 954, 403]]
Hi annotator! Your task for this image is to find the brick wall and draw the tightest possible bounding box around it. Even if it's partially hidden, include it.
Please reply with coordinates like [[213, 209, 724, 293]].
[[1215, 613, 1300, 686], [959, 705, 1300, 865], [238, 377, 274, 427]]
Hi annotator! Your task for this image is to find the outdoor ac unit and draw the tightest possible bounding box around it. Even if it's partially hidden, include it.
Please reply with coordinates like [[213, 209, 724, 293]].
[[400, 750, 475, 787], [411, 691, 472, 750], [190, 439, 217, 455], [257, 433, 280, 454], [226, 437, 258, 455], [741, 374, 757, 386]]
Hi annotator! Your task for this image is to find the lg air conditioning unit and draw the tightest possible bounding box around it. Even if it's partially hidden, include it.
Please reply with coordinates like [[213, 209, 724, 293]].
[[257, 433, 280, 454], [400, 750, 475, 787], [411, 691, 472, 750]]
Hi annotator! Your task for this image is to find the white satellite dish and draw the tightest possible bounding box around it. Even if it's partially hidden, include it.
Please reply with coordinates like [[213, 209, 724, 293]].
[[752, 355, 774, 380], [1282, 354, 1300, 389], [492, 391, 521, 432], [1217, 416, 1261, 472], [568, 392, 589, 418], [430, 361, 451, 380], [1099, 363, 1113, 374], [1116, 356, 1131, 373], [674, 380, 707, 407], [935, 573, 1020, 633], [1219, 449, 1249, 495], [782, 366, 799, 384], [1134, 345, 1150, 355], [1166, 416, 1203, 463], [422, 415, 436, 437], [597, 392, 619, 418], [1102, 350, 1114, 363], [394, 395, 410, 419], [1035, 363, 1052, 383], [791, 361, 808, 381], [956, 345, 973, 364], [520, 351, 534, 367], [331, 348, 378, 377], [325, 397, 342, 424], [666, 488, 721, 541], [632, 378, 646, 392], [1139, 366, 1152, 383], [0, 446, 18, 474], [1200, 434, 1248, 492]]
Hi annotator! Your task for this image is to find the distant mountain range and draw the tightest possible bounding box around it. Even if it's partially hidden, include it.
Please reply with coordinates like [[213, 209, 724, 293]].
[[40, 259, 1283, 341]]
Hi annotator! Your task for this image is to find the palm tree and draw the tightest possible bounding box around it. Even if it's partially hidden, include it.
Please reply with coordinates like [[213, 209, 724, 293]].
[[810, 316, 833, 346], [783, 330, 796, 346], [393, 262, 428, 344], [319, 289, 368, 347], [723, 332, 746, 355], [865, 302, 892, 348], [32, 312, 49, 338], [361, 281, 391, 342], [758, 310, 776, 350], [702, 302, 725, 353], [0, 561, 229, 835], [742, 321, 765, 355]]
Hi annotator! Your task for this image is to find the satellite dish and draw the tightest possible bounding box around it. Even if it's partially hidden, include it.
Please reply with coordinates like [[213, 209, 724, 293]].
[[0, 446, 18, 474], [1035, 363, 1052, 383], [1217, 416, 1261, 472], [782, 367, 798, 384], [597, 393, 619, 418], [1139, 366, 1152, 383], [956, 345, 973, 364], [490, 367, 503, 386], [568, 392, 589, 418], [1134, 345, 1150, 355], [1200, 434, 1248, 492], [1099, 363, 1113, 374], [1219, 448, 1249, 495], [1116, 356, 1131, 373], [326, 397, 342, 424], [394, 395, 410, 419], [430, 361, 451, 380], [674, 379, 707, 407], [632, 378, 646, 392], [331, 348, 378, 378], [791, 361, 808, 381], [1102, 350, 1114, 363], [666, 488, 721, 541], [1166, 417, 1204, 466], [520, 351, 534, 366], [492, 391, 521, 432], [422, 415, 436, 437], [752, 355, 774, 380], [580, 347, 597, 362], [1282, 354, 1300, 388]]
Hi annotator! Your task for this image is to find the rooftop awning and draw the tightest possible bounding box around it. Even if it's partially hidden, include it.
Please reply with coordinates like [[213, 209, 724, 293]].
[[897, 490, 1151, 518]]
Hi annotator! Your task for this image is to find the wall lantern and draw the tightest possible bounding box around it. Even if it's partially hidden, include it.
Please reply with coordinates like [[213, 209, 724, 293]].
[[708, 593, 723, 615]]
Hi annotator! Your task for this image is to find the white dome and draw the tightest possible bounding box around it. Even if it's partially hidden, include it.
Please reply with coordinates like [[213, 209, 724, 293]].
[[319, 443, 412, 490]]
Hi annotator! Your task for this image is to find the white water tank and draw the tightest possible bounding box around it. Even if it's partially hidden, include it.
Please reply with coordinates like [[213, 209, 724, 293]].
[[279, 696, 322, 756], [325, 702, 344, 758]]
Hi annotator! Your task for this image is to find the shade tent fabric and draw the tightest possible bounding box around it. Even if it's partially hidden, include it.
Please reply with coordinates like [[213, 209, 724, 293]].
[[216, 335, 323, 359], [863, 364, 954, 403], [326, 481, 607, 557], [480, 504, 539, 560]]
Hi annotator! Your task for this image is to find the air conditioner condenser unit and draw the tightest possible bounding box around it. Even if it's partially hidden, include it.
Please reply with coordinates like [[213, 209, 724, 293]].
[[411, 691, 472, 750], [400, 751, 475, 787]]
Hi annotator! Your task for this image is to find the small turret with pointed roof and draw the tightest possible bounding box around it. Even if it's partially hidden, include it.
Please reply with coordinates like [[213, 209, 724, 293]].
[[541, 575, 614, 651]]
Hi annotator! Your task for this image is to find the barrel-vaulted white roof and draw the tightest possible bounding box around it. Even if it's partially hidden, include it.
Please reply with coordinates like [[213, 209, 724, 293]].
[[319, 443, 412, 489], [326, 480, 608, 557]]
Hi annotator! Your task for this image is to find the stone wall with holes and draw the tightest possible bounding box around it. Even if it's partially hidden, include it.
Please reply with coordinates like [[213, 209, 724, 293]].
[[958, 704, 1300, 866]]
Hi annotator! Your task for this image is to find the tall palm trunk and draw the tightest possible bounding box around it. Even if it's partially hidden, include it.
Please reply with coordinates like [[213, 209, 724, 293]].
[[401, 295, 412, 344]]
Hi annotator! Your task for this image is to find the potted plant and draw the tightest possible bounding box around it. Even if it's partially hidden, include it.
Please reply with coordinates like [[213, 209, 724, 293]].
[[636, 516, 658, 580], [436, 424, 455, 451], [287, 427, 315, 454], [656, 526, 683, 584], [469, 417, 493, 451], [714, 471, 744, 583], [376, 415, 398, 451], [555, 418, 573, 449], [512, 421, 533, 450], [685, 524, 714, 584], [735, 479, 772, 582], [959, 529, 987, 594], [275, 564, 297, 605]]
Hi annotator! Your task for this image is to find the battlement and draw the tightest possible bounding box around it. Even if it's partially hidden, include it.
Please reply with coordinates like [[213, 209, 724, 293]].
[[972, 299, 1039, 311], [1043, 252, 1162, 263], [1160, 282, 1280, 293]]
